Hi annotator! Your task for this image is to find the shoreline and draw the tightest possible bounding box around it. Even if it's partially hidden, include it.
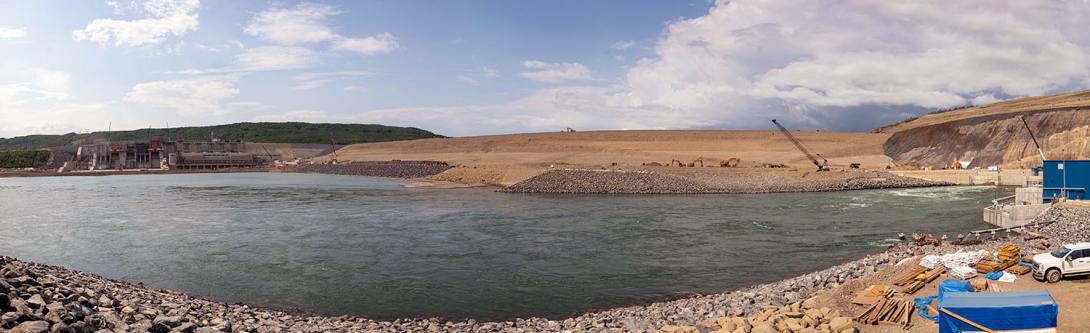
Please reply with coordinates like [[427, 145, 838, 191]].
[[0, 167, 277, 178], [1, 163, 956, 196], [1, 226, 1065, 332], [501, 169, 952, 195]]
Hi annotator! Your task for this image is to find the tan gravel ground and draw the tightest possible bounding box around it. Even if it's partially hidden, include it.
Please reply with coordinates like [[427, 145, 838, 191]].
[[320, 130, 894, 186]]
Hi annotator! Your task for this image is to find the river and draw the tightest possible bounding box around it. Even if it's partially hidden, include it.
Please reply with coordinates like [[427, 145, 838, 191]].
[[0, 172, 1006, 320]]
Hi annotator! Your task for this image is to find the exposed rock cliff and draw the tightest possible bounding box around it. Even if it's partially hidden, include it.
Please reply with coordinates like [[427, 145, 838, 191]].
[[884, 107, 1090, 168]]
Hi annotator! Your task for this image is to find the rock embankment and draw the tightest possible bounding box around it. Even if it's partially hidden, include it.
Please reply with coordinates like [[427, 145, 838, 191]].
[[296, 160, 451, 179], [502, 169, 715, 194], [1032, 205, 1090, 245], [504, 169, 947, 194]]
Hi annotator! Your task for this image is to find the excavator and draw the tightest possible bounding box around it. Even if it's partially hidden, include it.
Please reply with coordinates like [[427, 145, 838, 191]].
[[771, 119, 830, 172]]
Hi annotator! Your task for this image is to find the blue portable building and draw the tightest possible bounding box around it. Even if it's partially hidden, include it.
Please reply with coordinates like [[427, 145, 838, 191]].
[[939, 291, 1057, 333], [1042, 160, 1090, 202]]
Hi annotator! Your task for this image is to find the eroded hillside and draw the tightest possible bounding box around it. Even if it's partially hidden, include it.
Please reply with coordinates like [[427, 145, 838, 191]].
[[883, 90, 1090, 168]]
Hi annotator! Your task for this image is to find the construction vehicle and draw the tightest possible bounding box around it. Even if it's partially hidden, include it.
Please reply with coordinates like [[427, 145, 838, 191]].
[[1020, 115, 1047, 162], [771, 119, 830, 171], [719, 158, 740, 167]]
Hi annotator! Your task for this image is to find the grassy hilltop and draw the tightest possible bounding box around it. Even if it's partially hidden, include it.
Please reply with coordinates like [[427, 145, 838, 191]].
[[0, 122, 443, 150]]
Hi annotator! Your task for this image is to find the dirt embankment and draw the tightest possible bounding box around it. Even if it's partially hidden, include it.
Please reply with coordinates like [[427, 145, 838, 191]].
[[884, 108, 1090, 169], [325, 130, 893, 187]]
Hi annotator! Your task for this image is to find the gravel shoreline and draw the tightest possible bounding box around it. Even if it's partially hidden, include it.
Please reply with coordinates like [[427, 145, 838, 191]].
[[294, 161, 451, 179], [2, 206, 1082, 333], [503, 169, 948, 194]]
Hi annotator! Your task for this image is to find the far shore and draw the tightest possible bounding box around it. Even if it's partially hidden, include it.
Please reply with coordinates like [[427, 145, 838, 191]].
[[0, 167, 278, 178]]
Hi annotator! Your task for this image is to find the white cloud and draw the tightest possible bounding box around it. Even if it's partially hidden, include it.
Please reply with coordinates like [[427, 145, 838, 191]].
[[291, 71, 372, 90], [244, 3, 338, 45], [354, 0, 1090, 135], [971, 94, 1003, 106], [519, 61, 592, 83], [233, 46, 317, 71], [457, 68, 500, 86], [123, 77, 239, 116], [0, 69, 71, 105], [331, 33, 398, 55], [72, 0, 199, 47], [0, 68, 115, 138], [612, 40, 634, 50], [355, 86, 702, 136], [0, 27, 26, 39], [343, 85, 364, 92], [242, 2, 398, 62], [624, 0, 1090, 128], [457, 76, 481, 86]]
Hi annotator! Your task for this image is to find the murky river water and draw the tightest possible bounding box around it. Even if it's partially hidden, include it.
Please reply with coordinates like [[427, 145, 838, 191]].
[[0, 173, 1006, 320]]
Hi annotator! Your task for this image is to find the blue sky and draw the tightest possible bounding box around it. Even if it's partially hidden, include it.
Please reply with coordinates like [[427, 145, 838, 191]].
[[3, 1, 1090, 137]]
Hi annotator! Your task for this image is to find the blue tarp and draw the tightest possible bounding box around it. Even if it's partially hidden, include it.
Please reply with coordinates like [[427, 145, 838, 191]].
[[917, 280, 976, 323], [914, 296, 939, 322], [938, 291, 1057, 333], [938, 280, 974, 296]]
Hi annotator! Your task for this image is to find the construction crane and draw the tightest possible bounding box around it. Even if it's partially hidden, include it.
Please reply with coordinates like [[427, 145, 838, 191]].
[[1019, 115, 1046, 162], [771, 119, 830, 171]]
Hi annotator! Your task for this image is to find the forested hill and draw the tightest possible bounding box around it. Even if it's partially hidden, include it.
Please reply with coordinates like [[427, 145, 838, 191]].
[[0, 122, 443, 150]]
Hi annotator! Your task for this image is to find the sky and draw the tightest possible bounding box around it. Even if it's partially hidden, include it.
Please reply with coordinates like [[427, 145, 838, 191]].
[[2, 1, 1090, 138]]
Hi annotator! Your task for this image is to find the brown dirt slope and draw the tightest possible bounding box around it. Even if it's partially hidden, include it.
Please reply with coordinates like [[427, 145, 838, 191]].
[[877, 89, 1090, 134], [327, 130, 892, 186], [880, 89, 1090, 168]]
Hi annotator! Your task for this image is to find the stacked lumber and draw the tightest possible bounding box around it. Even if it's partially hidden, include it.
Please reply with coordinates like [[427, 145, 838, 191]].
[[892, 268, 926, 286], [901, 266, 944, 295], [998, 245, 1022, 261], [856, 298, 912, 329], [976, 259, 1018, 273], [1006, 264, 1032, 275], [852, 285, 896, 305]]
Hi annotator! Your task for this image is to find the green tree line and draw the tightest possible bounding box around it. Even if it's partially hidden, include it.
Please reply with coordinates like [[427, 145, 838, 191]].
[[0, 122, 444, 150], [0, 150, 50, 168]]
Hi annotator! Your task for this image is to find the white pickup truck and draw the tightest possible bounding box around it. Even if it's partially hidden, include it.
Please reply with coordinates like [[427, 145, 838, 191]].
[[1032, 242, 1090, 283]]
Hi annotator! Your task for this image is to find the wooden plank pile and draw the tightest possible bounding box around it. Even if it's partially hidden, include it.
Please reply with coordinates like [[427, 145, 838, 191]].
[[900, 266, 944, 295], [1006, 264, 1032, 275], [856, 298, 913, 329], [997, 245, 1021, 261], [851, 285, 896, 305], [891, 268, 926, 286], [976, 259, 1018, 273]]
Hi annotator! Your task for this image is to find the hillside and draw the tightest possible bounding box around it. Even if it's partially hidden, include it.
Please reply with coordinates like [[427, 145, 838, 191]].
[[881, 89, 1090, 168], [0, 122, 442, 150], [325, 130, 892, 185], [876, 89, 1090, 133]]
